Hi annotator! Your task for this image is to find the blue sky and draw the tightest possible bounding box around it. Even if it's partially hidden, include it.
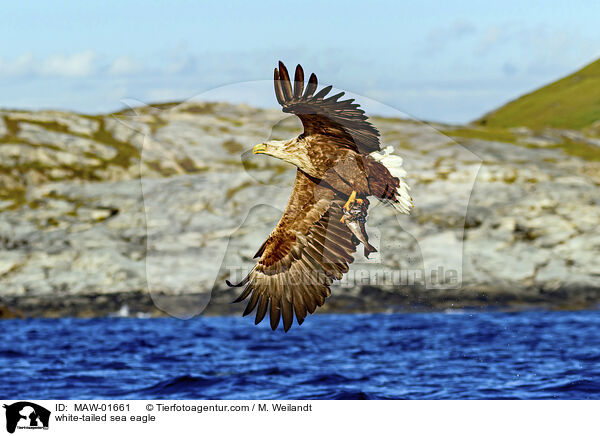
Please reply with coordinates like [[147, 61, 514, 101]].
[[1, 0, 599, 123]]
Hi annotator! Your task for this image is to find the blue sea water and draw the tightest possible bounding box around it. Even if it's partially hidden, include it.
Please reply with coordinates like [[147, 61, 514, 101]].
[[1, 310, 599, 399]]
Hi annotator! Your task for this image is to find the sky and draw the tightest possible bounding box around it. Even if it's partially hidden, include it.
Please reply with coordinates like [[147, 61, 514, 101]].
[[0, 0, 599, 123]]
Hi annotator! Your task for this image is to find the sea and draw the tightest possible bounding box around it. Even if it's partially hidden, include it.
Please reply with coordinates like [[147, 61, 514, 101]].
[[1, 310, 599, 399]]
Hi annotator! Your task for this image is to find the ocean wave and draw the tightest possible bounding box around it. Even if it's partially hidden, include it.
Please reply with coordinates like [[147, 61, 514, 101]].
[[1, 311, 599, 399]]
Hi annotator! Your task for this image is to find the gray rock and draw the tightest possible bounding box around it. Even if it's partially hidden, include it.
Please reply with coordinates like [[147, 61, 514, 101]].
[[0, 116, 7, 137], [0, 102, 599, 316], [18, 122, 117, 160], [7, 111, 99, 136]]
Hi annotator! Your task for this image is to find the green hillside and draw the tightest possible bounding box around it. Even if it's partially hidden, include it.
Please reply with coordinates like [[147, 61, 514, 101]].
[[477, 58, 600, 130]]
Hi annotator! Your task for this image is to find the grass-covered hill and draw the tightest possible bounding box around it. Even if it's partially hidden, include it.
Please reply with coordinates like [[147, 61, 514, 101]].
[[477, 58, 600, 130]]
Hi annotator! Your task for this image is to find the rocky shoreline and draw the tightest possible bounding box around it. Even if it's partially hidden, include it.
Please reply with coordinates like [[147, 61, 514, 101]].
[[3, 285, 600, 319], [0, 102, 598, 319]]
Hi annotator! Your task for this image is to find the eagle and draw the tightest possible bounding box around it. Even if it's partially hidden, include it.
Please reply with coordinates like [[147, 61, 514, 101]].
[[227, 61, 412, 331]]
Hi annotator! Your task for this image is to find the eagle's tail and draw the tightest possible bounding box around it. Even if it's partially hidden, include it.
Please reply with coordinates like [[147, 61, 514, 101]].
[[369, 146, 413, 214]]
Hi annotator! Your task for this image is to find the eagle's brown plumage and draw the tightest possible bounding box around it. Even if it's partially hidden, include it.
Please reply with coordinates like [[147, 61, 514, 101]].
[[228, 61, 411, 331], [274, 62, 381, 155], [229, 170, 360, 331]]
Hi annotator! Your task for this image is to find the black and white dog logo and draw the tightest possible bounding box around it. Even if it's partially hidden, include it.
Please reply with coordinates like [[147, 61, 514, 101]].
[[3, 402, 50, 433]]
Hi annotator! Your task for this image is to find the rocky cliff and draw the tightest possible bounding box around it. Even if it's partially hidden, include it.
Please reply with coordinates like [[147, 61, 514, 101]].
[[0, 102, 598, 318]]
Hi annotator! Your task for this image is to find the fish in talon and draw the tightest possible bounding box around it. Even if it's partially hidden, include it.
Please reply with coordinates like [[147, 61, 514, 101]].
[[341, 200, 377, 258]]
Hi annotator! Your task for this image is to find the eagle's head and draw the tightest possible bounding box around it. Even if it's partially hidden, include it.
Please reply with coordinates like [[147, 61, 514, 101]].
[[252, 137, 312, 171]]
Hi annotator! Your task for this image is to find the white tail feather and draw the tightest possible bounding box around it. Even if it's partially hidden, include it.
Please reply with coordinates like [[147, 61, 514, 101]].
[[369, 146, 413, 214]]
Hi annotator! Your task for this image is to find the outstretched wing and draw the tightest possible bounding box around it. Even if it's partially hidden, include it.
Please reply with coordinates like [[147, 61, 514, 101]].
[[228, 170, 360, 332], [274, 61, 381, 155]]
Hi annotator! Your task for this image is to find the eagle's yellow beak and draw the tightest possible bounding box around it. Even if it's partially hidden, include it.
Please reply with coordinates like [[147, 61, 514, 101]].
[[252, 143, 267, 154]]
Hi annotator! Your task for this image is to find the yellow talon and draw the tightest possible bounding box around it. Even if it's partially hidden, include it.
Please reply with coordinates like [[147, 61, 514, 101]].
[[340, 216, 345, 223], [343, 191, 357, 211]]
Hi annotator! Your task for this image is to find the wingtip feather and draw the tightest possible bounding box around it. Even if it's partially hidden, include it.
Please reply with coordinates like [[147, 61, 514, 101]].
[[294, 64, 304, 98]]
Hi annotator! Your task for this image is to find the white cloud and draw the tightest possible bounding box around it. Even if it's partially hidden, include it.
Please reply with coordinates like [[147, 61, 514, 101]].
[[0, 51, 99, 78], [166, 54, 198, 75], [109, 55, 143, 75], [0, 52, 35, 76], [39, 50, 97, 77], [0, 34, 598, 125]]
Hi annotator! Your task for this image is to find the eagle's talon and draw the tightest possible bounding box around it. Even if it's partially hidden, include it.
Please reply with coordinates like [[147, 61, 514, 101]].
[[343, 190, 358, 211]]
